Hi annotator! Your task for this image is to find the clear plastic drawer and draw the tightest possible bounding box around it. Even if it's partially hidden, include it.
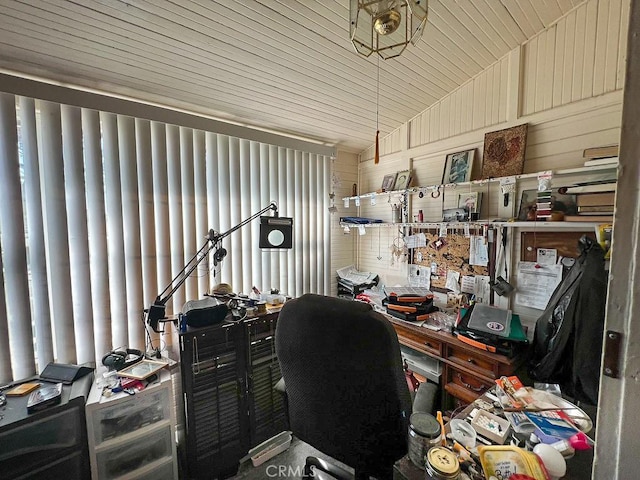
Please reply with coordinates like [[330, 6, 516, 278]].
[[129, 457, 177, 480], [96, 423, 173, 479], [91, 386, 170, 443]]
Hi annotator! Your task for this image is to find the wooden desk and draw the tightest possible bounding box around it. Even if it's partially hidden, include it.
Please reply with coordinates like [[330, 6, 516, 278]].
[[390, 317, 527, 410]]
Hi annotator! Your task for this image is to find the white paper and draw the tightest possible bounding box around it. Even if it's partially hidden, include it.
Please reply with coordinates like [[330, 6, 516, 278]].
[[355, 196, 360, 207], [357, 225, 366, 235], [515, 262, 563, 310], [537, 248, 557, 266], [460, 275, 476, 294], [336, 265, 377, 285], [474, 275, 491, 303], [370, 196, 376, 206], [384, 286, 432, 297], [343, 198, 349, 208], [408, 265, 431, 289], [405, 233, 427, 249], [446, 270, 461, 293], [469, 236, 489, 266], [439, 223, 447, 237]]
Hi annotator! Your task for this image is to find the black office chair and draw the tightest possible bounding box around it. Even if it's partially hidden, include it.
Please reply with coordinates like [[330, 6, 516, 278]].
[[276, 294, 412, 480]]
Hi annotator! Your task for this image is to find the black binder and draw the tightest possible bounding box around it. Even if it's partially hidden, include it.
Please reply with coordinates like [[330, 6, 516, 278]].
[[39, 362, 93, 385]]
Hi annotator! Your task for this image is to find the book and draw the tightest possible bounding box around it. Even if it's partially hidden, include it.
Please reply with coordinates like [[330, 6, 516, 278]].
[[575, 211, 614, 216], [576, 192, 616, 207], [583, 145, 619, 158], [564, 182, 616, 194], [5, 382, 40, 396], [583, 157, 619, 167], [564, 214, 614, 222], [578, 205, 615, 213]]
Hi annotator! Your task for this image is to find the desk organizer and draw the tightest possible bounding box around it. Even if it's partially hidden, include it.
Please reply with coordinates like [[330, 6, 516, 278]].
[[249, 430, 292, 467], [471, 410, 511, 444]]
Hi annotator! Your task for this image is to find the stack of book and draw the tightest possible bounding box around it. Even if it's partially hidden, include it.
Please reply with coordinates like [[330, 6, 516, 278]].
[[564, 185, 616, 222], [583, 145, 619, 167], [535, 190, 552, 220]]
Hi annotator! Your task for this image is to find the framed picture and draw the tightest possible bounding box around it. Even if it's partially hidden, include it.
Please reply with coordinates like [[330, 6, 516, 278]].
[[393, 170, 412, 190], [443, 149, 474, 184], [118, 359, 167, 380], [458, 192, 482, 214], [517, 189, 577, 221], [381, 173, 397, 191], [481, 124, 528, 179]]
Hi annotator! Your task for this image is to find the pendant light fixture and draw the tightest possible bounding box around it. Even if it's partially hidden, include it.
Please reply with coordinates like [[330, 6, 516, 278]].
[[350, 0, 429, 60]]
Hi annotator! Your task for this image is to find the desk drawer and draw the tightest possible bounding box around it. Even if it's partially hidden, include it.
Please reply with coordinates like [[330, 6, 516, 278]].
[[395, 326, 442, 357], [444, 365, 493, 405], [446, 346, 495, 379]]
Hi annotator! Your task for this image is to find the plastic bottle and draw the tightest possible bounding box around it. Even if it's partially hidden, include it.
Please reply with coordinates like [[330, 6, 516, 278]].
[[418, 209, 424, 222]]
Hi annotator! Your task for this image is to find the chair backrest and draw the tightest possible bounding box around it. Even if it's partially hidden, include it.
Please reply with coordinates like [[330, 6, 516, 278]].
[[276, 294, 412, 476]]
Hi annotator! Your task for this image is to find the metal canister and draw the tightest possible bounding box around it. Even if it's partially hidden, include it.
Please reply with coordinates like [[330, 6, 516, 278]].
[[408, 412, 441, 468], [425, 446, 461, 480]]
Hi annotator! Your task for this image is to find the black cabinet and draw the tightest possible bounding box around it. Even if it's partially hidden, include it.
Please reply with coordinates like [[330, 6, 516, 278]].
[[0, 373, 92, 479], [179, 313, 287, 480]]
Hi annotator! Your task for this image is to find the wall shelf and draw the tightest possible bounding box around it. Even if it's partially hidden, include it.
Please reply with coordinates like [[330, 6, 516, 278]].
[[340, 220, 606, 229], [342, 164, 618, 201]]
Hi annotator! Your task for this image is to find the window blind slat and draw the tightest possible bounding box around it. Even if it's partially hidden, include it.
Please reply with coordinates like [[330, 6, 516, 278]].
[[61, 104, 94, 364], [249, 142, 262, 290], [193, 130, 208, 298], [205, 132, 220, 289], [239, 139, 251, 294], [277, 147, 289, 294], [259, 143, 271, 290], [117, 115, 144, 349], [229, 138, 242, 291], [135, 119, 157, 325], [37, 100, 76, 363], [82, 108, 112, 361], [0, 93, 34, 378], [286, 149, 296, 297], [20, 96, 54, 371], [268, 145, 279, 290], [166, 125, 185, 316], [216, 136, 231, 286], [100, 111, 128, 349], [0, 250, 12, 382], [150, 121, 169, 346], [179, 127, 197, 303]]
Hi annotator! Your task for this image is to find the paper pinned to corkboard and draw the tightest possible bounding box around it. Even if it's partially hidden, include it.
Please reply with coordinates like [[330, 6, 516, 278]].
[[481, 124, 528, 179], [413, 230, 490, 290]]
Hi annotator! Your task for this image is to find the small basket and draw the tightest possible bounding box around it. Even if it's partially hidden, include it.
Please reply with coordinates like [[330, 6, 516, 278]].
[[249, 431, 292, 467]]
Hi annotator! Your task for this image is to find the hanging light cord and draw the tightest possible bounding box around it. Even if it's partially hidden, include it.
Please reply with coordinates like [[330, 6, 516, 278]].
[[376, 54, 380, 133], [375, 55, 380, 164]]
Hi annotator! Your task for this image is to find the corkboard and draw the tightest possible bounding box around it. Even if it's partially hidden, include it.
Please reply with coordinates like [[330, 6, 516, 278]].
[[413, 231, 490, 290], [521, 231, 596, 262]]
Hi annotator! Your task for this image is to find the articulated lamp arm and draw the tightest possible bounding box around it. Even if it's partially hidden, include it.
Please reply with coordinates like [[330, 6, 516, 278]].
[[144, 202, 279, 333]]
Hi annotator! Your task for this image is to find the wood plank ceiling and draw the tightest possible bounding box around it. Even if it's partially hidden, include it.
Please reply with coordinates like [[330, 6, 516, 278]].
[[0, 0, 586, 152]]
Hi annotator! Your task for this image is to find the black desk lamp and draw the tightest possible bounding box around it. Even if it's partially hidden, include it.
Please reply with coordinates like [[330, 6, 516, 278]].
[[145, 202, 293, 333]]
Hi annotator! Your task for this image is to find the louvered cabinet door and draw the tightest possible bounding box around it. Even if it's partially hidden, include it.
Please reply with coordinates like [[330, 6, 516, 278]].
[[180, 322, 248, 480], [246, 314, 289, 447]]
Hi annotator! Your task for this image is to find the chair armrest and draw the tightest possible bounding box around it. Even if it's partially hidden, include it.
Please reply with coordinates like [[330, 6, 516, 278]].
[[304, 456, 351, 480]]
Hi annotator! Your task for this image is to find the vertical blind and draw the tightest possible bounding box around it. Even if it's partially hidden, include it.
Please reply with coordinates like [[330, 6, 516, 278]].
[[0, 93, 331, 383]]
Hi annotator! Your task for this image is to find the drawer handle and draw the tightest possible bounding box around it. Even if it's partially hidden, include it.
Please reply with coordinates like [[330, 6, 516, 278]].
[[425, 341, 434, 348], [467, 358, 476, 364], [456, 373, 484, 392]]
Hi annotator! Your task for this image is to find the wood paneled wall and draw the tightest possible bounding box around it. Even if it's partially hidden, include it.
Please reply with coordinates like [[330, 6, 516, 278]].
[[351, 0, 627, 331]]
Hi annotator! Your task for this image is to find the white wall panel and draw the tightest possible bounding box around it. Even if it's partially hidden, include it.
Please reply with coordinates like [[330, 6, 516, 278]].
[[522, 0, 628, 116], [355, 0, 626, 330]]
